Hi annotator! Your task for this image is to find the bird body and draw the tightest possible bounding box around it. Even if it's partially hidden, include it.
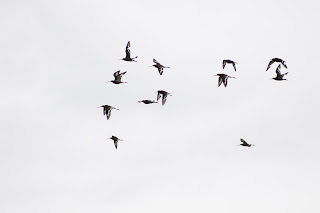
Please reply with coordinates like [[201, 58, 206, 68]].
[[98, 105, 119, 119], [214, 74, 236, 87], [157, 90, 171, 106], [109, 70, 127, 84], [239, 138, 254, 147], [122, 41, 138, 62], [266, 57, 287, 71], [272, 65, 288, 81], [151, 59, 170, 75], [223, 59, 237, 72], [109, 136, 122, 149], [138, 100, 158, 104]]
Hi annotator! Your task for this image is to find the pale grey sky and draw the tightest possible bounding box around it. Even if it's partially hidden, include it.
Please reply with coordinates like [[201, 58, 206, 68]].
[[1, 0, 320, 212]]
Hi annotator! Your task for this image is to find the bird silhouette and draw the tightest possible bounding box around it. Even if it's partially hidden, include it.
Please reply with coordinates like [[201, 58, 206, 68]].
[[138, 100, 158, 104], [109, 136, 123, 149], [239, 138, 254, 147], [108, 70, 127, 84], [150, 58, 170, 75], [214, 74, 236, 87], [121, 41, 138, 62], [98, 105, 119, 119], [223, 59, 237, 72], [272, 65, 288, 81], [156, 90, 172, 106], [266, 58, 287, 71]]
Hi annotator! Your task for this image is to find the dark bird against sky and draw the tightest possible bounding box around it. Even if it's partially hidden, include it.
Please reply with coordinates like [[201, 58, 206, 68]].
[[138, 100, 158, 104], [121, 41, 138, 62], [222, 59, 237, 72], [150, 58, 170, 75], [109, 136, 123, 149], [239, 138, 255, 147], [266, 57, 287, 71], [156, 90, 172, 106], [109, 70, 127, 84], [98, 105, 119, 119], [214, 73, 236, 87]]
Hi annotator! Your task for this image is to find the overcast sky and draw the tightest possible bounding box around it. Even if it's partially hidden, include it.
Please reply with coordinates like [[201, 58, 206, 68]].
[[1, 0, 320, 212]]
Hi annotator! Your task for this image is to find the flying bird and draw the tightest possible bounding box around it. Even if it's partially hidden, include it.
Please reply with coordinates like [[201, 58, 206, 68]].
[[121, 41, 138, 62], [266, 58, 287, 71], [108, 70, 127, 84], [138, 100, 158, 104], [214, 74, 236, 87], [109, 136, 123, 149], [223, 59, 237, 72], [156, 90, 172, 106], [98, 105, 119, 119], [150, 58, 170, 75], [272, 64, 288, 81], [239, 138, 254, 147]]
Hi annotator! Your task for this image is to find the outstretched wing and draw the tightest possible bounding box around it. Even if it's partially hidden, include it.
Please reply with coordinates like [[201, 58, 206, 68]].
[[153, 58, 158, 64], [281, 60, 288, 69], [157, 91, 162, 101], [222, 60, 227, 69], [113, 70, 120, 78], [116, 71, 126, 81], [162, 93, 168, 105], [106, 108, 112, 119], [125, 41, 131, 58], [223, 77, 228, 87], [218, 76, 223, 87], [232, 62, 237, 72], [275, 64, 282, 77], [266, 60, 275, 71]]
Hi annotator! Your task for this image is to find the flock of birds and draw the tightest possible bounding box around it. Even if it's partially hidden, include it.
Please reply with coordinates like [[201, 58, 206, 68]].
[[99, 41, 289, 149]]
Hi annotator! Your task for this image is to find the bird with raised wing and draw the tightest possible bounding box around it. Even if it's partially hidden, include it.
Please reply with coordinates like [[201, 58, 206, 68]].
[[109, 136, 123, 149], [239, 138, 254, 147], [108, 70, 127, 84], [150, 58, 170, 75], [214, 74, 236, 87], [156, 90, 172, 106], [121, 41, 138, 62], [223, 59, 237, 72], [272, 64, 288, 81], [266, 57, 287, 71], [98, 105, 119, 119]]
